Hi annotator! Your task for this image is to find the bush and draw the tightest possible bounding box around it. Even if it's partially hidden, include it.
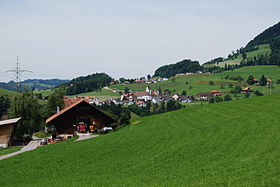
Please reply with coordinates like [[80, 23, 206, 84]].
[[244, 92, 250, 98], [254, 90, 264, 96], [224, 95, 232, 101], [277, 79, 280, 84], [209, 81, 215, 85], [209, 97, 215, 103], [214, 96, 223, 103]]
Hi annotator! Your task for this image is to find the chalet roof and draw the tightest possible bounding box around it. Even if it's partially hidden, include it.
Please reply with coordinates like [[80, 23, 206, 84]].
[[64, 98, 83, 108], [46, 99, 116, 124], [133, 91, 150, 97], [198, 92, 211, 96], [211, 90, 221, 93], [242, 87, 251, 91], [0, 117, 21, 126]]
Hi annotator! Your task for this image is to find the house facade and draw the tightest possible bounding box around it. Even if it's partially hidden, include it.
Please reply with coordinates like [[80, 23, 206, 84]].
[[0, 118, 21, 148]]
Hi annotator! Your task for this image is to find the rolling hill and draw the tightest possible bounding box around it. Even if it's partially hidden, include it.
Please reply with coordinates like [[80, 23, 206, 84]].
[[110, 65, 280, 96], [203, 21, 280, 68], [0, 94, 280, 186], [0, 79, 69, 91]]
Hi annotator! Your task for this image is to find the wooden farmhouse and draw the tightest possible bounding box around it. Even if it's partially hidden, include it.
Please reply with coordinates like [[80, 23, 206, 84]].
[[46, 99, 116, 135], [0, 117, 21, 148]]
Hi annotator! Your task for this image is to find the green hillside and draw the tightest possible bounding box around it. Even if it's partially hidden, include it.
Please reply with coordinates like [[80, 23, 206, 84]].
[[203, 21, 280, 68], [1, 94, 280, 186], [203, 44, 272, 68], [110, 66, 280, 96], [0, 88, 15, 96]]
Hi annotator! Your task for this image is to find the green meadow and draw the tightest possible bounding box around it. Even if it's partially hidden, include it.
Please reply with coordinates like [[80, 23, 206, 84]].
[[0, 146, 21, 157], [203, 44, 272, 68], [0, 94, 280, 186], [0, 89, 15, 97], [110, 65, 280, 96], [73, 88, 120, 101]]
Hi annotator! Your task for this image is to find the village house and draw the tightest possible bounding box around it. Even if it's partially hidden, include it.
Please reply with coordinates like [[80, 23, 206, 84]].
[[112, 88, 119, 93], [197, 92, 212, 101], [85, 96, 100, 105], [0, 118, 21, 148], [241, 87, 252, 93], [46, 99, 116, 136], [172, 94, 180, 101], [267, 79, 272, 85], [133, 91, 153, 102], [211, 90, 222, 97]]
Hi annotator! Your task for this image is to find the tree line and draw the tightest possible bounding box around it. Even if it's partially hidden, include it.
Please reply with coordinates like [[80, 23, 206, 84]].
[[62, 73, 113, 95], [154, 59, 202, 78]]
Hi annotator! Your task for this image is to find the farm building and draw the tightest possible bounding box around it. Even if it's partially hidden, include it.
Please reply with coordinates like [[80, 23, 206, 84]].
[[46, 99, 116, 135], [211, 90, 222, 96], [197, 92, 212, 101], [0, 117, 21, 148], [241, 87, 252, 93]]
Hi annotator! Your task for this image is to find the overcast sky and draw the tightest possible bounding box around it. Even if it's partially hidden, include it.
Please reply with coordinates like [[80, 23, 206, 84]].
[[0, 0, 279, 82]]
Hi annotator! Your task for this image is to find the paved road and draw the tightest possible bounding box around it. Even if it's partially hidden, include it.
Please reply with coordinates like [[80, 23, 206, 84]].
[[0, 139, 41, 161]]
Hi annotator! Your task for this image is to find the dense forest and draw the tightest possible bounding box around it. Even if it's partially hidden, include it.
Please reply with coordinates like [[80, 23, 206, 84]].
[[154, 59, 201, 78], [64, 73, 113, 95]]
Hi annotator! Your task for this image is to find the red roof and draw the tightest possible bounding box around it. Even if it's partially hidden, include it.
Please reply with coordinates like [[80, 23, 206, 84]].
[[64, 98, 82, 108], [133, 92, 150, 97], [211, 90, 221, 93], [86, 96, 97, 99]]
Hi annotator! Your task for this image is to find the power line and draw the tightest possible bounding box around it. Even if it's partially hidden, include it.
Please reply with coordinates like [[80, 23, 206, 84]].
[[6, 56, 32, 90]]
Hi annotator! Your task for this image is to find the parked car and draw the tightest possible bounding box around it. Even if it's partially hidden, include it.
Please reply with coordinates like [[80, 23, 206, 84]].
[[100, 127, 113, 134]]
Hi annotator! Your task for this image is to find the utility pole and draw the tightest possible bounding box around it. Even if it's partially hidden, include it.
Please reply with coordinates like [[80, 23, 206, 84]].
[[6, 56, 32, 91]]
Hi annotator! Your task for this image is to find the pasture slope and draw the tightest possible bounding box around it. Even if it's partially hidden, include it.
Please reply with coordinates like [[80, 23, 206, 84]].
[[1, 94, 280, 186], [110, 65, 280, 95]]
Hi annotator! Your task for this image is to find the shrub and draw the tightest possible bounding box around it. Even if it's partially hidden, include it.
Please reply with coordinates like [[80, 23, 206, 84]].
[[209, 81, 215, 85], [244, 92, 250, 98], [214, 96, 223, 103], [254, 90, 264, 96], [224, 95, 232, 101]]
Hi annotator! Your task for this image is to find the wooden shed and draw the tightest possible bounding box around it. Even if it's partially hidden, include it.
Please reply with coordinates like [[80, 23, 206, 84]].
[[46, 99, 116, 135], [0, 117, 21, 148]]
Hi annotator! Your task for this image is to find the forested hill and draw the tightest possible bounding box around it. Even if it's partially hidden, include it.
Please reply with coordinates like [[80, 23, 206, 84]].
[[203, 21, 280, 68], [246, 22, 280, 48], [0, 79, 69, 91], [154, 59, 201, 78], [62, 73, 113, 95]]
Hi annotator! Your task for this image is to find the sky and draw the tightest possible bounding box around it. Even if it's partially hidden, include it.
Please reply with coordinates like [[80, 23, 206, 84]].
[[0, 0, 279, 82]]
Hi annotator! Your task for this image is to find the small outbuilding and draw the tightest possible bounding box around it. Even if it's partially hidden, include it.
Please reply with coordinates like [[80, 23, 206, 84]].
[[46, 99, 116, 135], [0, 117, 21, 148]]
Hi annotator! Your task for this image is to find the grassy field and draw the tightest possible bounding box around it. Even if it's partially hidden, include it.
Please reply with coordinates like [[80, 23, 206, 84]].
[[73, 88, 120, 101], [0, 94, 280, 186], [203, 44, 272, 68], [0, 89, 15, 96], [110, 66, 280, 97], [0, 146, 21, 157], [34, 89, 53, 97]]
